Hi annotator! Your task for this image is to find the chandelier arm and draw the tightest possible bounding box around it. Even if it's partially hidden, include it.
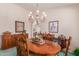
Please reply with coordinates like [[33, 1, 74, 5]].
[[36, 3, 39, 9]]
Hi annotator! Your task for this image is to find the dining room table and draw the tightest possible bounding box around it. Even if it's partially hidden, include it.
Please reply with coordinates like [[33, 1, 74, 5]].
[[27, 39, 61, 56]]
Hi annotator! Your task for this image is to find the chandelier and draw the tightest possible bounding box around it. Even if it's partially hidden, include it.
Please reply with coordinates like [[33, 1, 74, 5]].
[[28, 3, 47, 25]]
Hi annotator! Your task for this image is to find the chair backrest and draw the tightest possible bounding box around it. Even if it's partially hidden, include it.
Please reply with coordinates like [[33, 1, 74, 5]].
[[58, 35, 66, 49], [16, 34, 29, 56], [42, 33, 54, 41], [65, 36, 72, 56]]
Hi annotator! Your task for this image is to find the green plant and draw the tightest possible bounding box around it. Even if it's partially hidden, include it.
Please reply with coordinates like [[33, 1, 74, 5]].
[[73, 48, 79, 56]]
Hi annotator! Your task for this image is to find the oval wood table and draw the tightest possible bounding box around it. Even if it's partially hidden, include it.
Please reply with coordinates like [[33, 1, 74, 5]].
[[28, 40, 61, 56]]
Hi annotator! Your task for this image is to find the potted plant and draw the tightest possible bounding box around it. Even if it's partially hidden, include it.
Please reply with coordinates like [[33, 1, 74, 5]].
[[73, 48, 79, 56]]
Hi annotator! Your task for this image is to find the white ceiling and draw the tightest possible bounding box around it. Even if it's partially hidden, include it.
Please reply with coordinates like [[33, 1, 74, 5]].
[[15, 3, 79, 11]]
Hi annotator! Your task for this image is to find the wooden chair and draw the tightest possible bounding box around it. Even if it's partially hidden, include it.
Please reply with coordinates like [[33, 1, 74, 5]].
[[16, 34, 29, 56], [57, 36, 72, 56], [65, 36, 71, 56], [42, 33, 54, 41]]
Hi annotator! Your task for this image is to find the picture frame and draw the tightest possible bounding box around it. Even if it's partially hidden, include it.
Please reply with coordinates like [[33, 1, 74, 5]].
[[49, 21, 59, 33], [15, 21, 25, 33]]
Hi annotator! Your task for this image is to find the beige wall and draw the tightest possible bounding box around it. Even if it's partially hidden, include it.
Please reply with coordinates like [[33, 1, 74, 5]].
[[0, 3, 30, 48], [40, 5, 79, 51]]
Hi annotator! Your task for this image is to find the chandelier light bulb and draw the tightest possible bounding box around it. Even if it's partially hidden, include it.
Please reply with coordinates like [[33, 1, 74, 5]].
[[28, 11, 32, 16], [31, 16, 34, 19], [30, 11, 32, 14], [36, 9, 40, 15], [42, 11, 47, 17], [36, 9, 39, 13]]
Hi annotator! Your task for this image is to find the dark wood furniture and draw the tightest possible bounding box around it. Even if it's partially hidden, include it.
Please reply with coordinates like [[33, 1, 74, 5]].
[[1, 31, 29, 56], [15, 34, 29, 56], [1, 31, 16, 49], [65, 36, 72, 56], [1, 32, 28, 49], [2, 31, 72, 56], [28, 40, 61, 56], [42, 33, 55, 41], [58, 35, 72, 56]]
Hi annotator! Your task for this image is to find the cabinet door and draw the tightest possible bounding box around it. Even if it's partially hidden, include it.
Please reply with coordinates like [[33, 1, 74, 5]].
[[2, 35, 11, 49]]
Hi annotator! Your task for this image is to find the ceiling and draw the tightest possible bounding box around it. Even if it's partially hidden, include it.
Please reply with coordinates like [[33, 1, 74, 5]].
[[15, 3, 79, 11]]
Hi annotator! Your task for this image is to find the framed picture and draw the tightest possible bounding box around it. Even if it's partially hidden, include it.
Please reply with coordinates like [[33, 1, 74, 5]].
[[15, 21, 25, 33], [49, 21, 59, 33]]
